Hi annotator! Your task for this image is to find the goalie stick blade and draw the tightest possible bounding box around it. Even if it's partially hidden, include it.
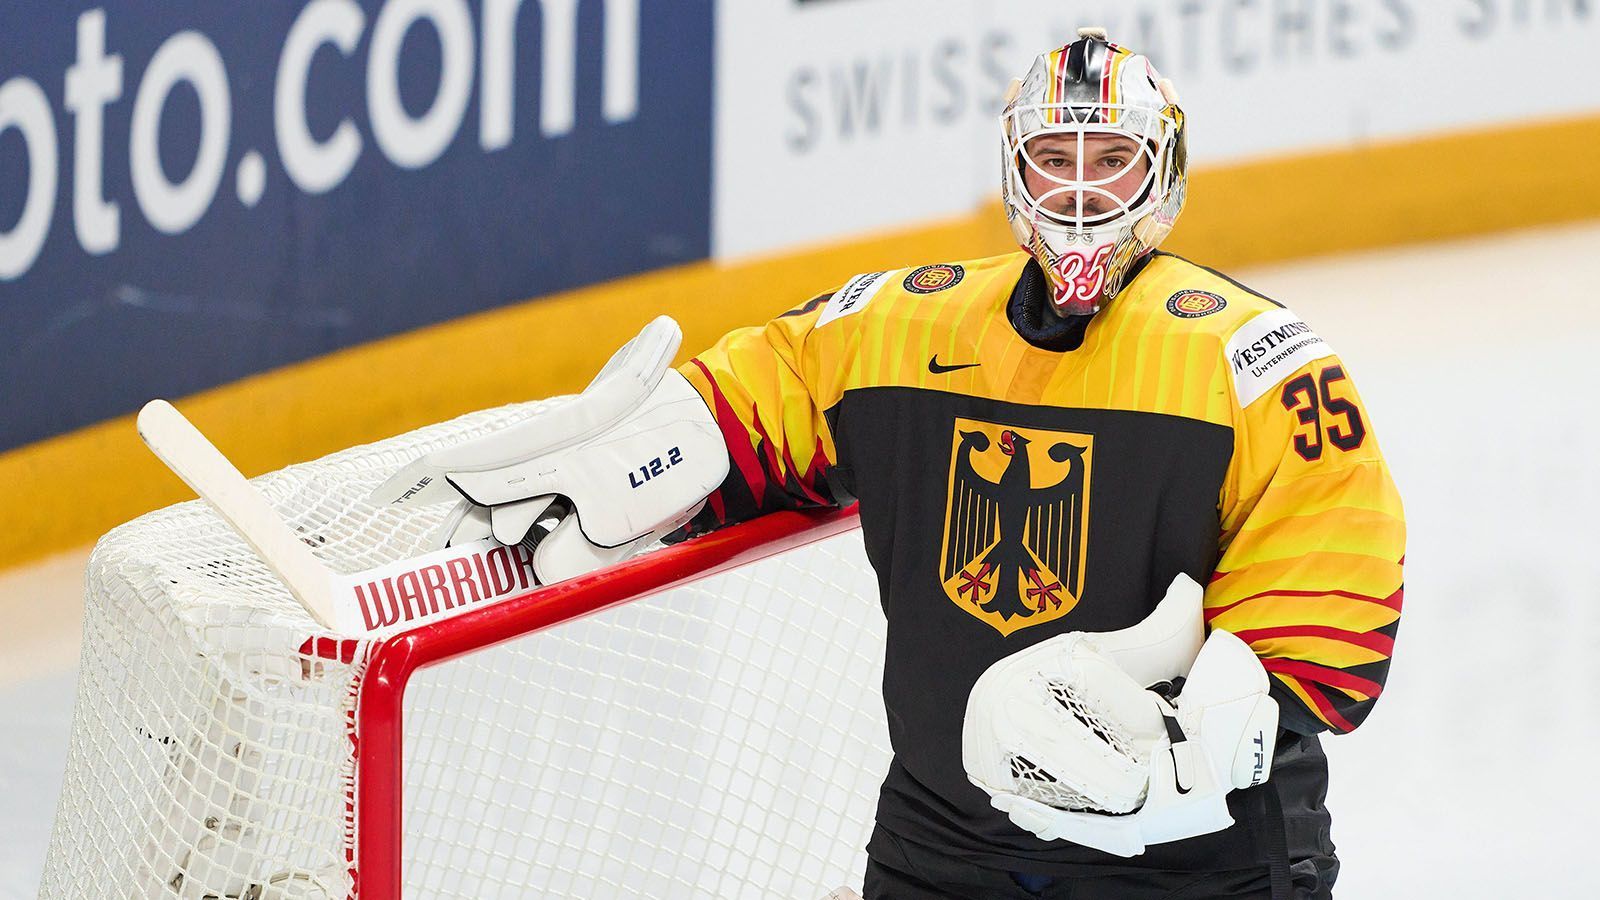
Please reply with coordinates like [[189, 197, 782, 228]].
[[136, 399, 340, 630]]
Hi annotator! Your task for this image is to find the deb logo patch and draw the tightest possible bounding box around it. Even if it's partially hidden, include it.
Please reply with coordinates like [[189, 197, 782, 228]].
[[903, 264, 965, 294], [1166, 290, 1227, 318]]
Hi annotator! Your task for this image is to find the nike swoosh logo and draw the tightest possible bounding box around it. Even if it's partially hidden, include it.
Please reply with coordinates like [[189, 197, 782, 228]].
[[928, 355, 980, 374]]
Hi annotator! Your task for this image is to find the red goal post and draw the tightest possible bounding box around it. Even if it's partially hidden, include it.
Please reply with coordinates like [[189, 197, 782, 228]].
[[41, 400, 889, 900], [347, 505, 865, 898]]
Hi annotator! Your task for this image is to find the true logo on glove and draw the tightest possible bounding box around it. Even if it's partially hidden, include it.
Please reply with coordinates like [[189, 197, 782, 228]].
[[939, 419, 1092, 636], [392, 475, 434, 505]]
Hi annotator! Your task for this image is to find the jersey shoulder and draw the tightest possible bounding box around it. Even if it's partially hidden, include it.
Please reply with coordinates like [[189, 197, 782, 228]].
[[805, 251, 1029, 335], [1138, 254, 1351, 415], [1131, 252, 1295, 338], [1129, 254, 1345, 411]]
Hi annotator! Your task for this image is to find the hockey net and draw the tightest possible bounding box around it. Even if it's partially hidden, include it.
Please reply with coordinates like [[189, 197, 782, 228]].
[[40, 401, 888, 899]]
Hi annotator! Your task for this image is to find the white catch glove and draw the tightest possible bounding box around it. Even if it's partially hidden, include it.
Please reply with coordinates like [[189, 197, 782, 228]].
[[964, 574, 1278, 857], [368, 316, 729, 585]]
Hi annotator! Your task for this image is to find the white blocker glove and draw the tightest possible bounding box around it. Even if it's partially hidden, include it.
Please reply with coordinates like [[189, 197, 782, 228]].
[[367, 316, 730, 585], [963, 574, 1279, 857]]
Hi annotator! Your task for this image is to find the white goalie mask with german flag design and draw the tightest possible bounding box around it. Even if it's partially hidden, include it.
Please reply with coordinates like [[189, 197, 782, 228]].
[[1001, 28, 1188, 316]]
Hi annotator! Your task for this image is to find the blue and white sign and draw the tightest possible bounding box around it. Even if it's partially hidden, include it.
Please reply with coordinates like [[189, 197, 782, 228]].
[[0, 0, 713, 450]]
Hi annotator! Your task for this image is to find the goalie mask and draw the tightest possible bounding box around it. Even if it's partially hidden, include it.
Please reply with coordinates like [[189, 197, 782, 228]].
[[1001, 28, 1188, 316]]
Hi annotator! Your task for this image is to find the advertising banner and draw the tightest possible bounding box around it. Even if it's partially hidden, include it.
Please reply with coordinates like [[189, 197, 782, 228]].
[[0, 0, 712, 451], [715, 0, 1600, 258], [5, 0, 1599, 454]]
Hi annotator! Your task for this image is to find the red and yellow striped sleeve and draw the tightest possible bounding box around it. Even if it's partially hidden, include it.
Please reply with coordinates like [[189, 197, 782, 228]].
[[675, 289, 853, 535], [1209, 312, 1405, 735]]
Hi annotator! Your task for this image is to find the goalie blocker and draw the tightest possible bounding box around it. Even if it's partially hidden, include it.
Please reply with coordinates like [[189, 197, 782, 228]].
[[371, 316, 730, 586], [963, 574, 1279, 858]]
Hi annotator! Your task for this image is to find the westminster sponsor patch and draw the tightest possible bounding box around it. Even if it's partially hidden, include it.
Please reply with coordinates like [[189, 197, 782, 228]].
[[816, 271, 890, 327], [1167, 290, 1227, 318], [903, 264, 965, 294], [1227, 309, 1336, 407]]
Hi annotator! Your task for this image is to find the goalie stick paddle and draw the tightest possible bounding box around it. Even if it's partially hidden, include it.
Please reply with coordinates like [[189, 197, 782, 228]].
[[135, 400, 547, 636], [136, 399, 340, 629]]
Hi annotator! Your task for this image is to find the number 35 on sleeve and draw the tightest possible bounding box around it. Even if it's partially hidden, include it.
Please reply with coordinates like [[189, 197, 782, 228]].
[[1279, 364, 1367, 462]]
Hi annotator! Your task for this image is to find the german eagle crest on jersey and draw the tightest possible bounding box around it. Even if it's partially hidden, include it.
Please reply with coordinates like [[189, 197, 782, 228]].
[[938, 419, 1092, 636]]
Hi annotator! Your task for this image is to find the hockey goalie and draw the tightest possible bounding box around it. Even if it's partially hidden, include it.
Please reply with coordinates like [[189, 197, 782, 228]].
[[53, 24, 1405, 900], [366, 28, 1405, 899]]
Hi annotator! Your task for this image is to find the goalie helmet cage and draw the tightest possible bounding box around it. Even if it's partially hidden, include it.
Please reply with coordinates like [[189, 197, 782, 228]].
[[39, 402, 890, 899]]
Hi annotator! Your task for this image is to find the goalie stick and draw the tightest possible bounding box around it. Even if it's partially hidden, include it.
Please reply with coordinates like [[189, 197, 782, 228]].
[[136, 399, 340, 629], [138, 399, 557, 636]]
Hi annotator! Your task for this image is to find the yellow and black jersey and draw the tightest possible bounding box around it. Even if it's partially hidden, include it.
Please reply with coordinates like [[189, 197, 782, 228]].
[[679, 251, 1404, 873]]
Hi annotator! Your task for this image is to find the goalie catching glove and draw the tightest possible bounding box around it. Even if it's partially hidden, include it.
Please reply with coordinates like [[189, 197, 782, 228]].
[[963, 574, 1279, 857], [368, 316, 729, 585]]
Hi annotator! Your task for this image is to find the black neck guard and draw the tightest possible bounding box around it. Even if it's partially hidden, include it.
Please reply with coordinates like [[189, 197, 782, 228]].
[[1006, 254, 1156, 352], [1007, 259, 1091, 351]]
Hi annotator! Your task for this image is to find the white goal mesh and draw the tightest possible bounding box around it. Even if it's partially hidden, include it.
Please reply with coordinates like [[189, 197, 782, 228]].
[[40, 402, 889, 899]]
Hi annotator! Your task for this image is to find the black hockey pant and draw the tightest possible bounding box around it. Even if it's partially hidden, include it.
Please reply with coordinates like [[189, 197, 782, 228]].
[[862, 832, 1336, 900]]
